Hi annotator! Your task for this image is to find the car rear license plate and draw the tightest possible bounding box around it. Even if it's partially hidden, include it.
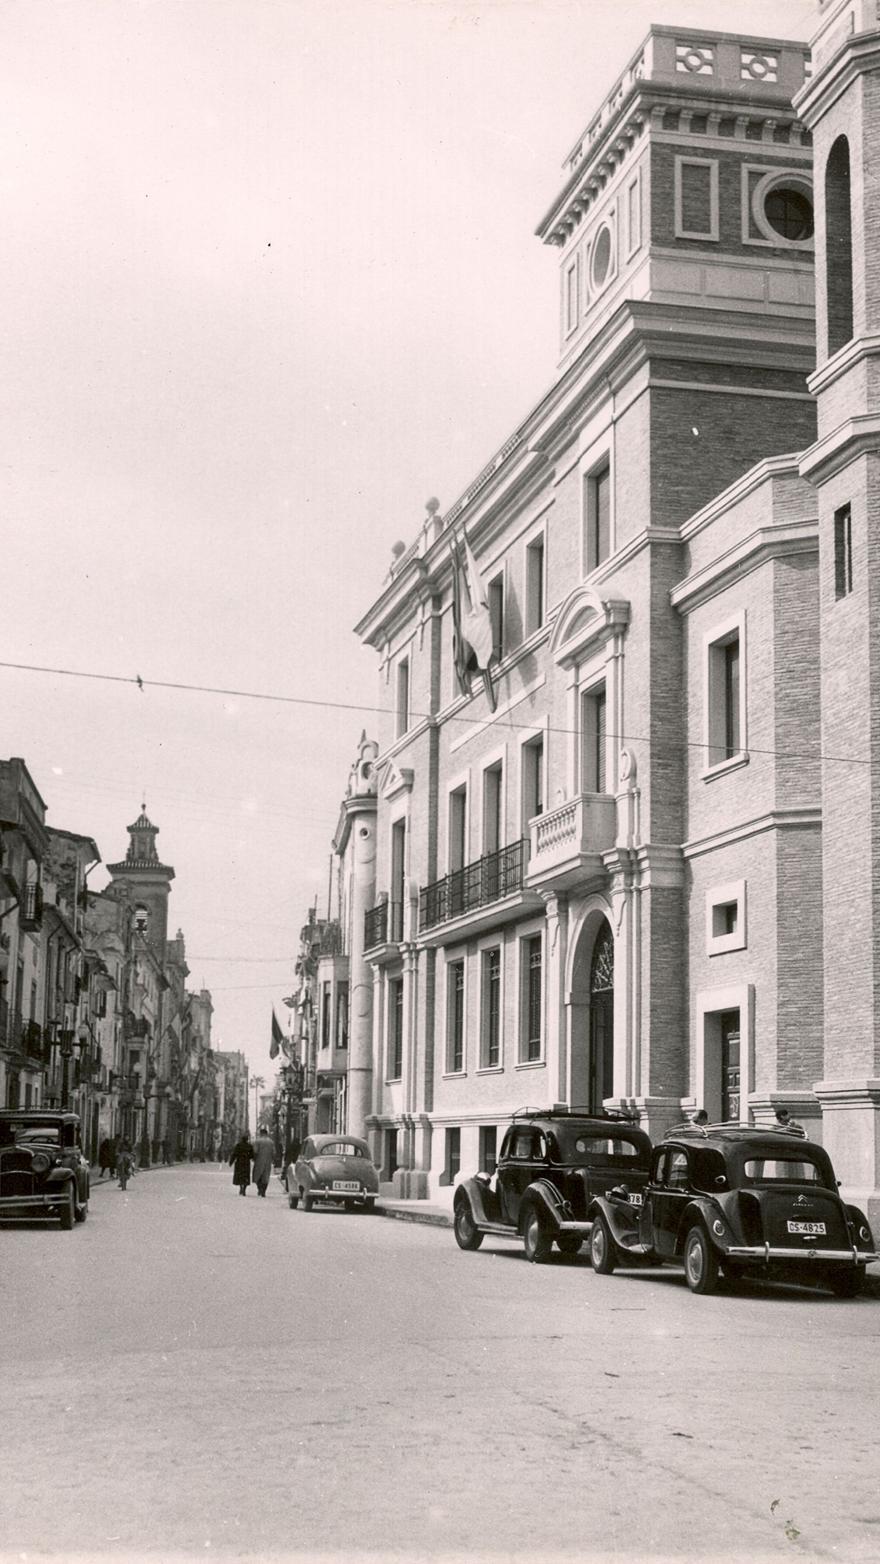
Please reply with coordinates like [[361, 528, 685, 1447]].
[[333, 1180, 360, 1192], [787, 1220, 826, 1235]]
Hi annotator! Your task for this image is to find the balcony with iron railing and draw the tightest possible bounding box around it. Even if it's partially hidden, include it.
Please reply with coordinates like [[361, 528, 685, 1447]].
[[419, 839, 541, 943], [20, 882, 43, 931], [526, 793, 617, 889], [364, 899, 403, 959]]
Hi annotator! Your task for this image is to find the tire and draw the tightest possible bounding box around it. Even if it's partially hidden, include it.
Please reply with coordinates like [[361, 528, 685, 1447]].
[[300, 1188, 312, 1213], [59, 1184, 75, 1231], [522, 1208, 552, 1264], [683, 1225, 720, 1295], [362, 1198, 376, 1214], [287, 1190, 299, 1210], [556, 1234, 583, 1256], [75, 1197, 88, 1224], [829, 1267, 863, 1299], [589, 1214, 617, 1275], [453, 1201, 484, 1251]]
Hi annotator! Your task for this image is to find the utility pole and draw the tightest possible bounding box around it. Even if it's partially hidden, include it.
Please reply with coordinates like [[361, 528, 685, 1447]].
[[249, 1074, 264, 1135]]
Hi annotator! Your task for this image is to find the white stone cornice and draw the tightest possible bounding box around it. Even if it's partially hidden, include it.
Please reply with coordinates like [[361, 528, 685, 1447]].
[[682, 807, 821, 860], [794, 33, 880, 127], [680, 453, 808, 542], [807, 334, 880, 397], [799, 413, 880, 485], [671, 519, 817, 613]]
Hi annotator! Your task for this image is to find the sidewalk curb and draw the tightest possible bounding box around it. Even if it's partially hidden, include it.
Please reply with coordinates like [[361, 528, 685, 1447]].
[[378, 1203, 452, 1228]]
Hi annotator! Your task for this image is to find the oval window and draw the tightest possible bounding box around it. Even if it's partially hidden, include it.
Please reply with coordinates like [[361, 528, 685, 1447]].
[[591, 225, 612, 290], [763, 187, 814, 242]]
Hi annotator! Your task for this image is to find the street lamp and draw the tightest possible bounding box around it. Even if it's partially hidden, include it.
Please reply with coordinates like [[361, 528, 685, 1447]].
[[249, 1074, 264, 1135]]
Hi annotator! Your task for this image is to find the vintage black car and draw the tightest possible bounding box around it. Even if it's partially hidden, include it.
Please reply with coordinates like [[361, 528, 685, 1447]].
[[453, 1107, 652, 1262], [0, 1110, 90, 1229], [587, 1122, 878, 1296]]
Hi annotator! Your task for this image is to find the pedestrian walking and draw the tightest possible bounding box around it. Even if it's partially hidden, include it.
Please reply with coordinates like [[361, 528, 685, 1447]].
[[229, 1132, 254, 1196], [117, 1138, 135, 1190], [252, 1127, 275, 1198], [98, 1137, 114, 1179]]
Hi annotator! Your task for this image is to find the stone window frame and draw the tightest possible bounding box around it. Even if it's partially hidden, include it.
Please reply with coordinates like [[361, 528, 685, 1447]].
[[701, 608, 748, 781], [585, 205, 618, 304], [518, 720, 549, 839], [674, 155, 720, 242], [442, 947, 468, 1078], [741, 164, 814, 251], [693, 983, 754, 1125], [564, 252, 581, 338], [705, 878, 747, 956], [625, 169, 642, 259], [516, 917, 546, 1068], [477, 931, 505, 1074], [479, 745, 507, 858], [581, 445, 614, 579], [523, 522, 546, 637]]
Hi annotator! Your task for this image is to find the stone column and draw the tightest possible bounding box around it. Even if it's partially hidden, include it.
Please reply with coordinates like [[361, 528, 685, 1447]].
[[540, 891, 567, 1104], [344, 794, 377, 1140]]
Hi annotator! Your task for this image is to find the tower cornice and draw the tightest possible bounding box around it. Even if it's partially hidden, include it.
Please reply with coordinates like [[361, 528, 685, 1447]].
[[794, 32, 880, 127]]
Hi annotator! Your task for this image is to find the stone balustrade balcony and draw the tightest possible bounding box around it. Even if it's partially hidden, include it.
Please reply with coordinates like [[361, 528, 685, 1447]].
[[527, 793, 617, 890]]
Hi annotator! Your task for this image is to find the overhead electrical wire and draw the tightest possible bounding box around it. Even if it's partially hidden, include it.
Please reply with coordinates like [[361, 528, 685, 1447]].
[[0, 656, 872, 770]]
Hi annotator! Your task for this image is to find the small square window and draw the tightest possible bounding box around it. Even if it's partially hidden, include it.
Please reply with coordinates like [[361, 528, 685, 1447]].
[[706, 881, 747, 955]]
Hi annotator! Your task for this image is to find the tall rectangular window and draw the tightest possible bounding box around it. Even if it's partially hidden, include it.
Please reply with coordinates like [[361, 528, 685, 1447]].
[[835, 503, 853, 598], [581, 685, 607, 793], [483, 763, 502, 856], [585, 463, 611, 573], [482, 947, 501, 1068], [396, 658, 410, 739], [321, 982, 332, 1050], [479, 1124, 497, 1174], [388, 978, 404, 1080], [525, 535, 545, 634], [521, 934, 543, 1063], [706, 623, 743, 768], [447, 959, 465, 1073], [449, 785, 467, 872], [390, 817, 406, 929], [522, 735, 544, 832], [336, 983, 349, 1050], [489, 574, 504, 662]]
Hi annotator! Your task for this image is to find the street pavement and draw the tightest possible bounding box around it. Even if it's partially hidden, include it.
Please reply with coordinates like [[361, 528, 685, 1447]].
[[2, 1163, 880, 1564]]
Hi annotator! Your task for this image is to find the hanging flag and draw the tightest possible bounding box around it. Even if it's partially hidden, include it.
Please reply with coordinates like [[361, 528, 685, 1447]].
[[269, 1009, 284, 1059], [450, 529, 497, 711]]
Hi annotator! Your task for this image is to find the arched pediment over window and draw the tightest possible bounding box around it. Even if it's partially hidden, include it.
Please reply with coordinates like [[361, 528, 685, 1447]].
[[548, 585, 630, 670]]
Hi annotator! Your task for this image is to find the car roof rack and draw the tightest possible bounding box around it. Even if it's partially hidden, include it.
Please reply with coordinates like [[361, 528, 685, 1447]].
[[665, 1120, 808, 1140], [511, 1104, 641, 1124]]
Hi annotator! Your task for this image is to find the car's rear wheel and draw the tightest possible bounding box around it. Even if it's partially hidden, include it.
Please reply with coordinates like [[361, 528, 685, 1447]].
[[683, 1225, 719, 1295], [454, 1202, 484, 1251], [300, 1187, 312, 1213], [362, 1198, 376, 1214], [59, 1185, 75, 1231], [589, 1214, 617, 1274], [522, 1208, 552, 1264], [74, 1195, 88, 1224], [287, 1186, 299, 1210], [829, 1267, 863, 1299], [556, 1234, 583, 1256]]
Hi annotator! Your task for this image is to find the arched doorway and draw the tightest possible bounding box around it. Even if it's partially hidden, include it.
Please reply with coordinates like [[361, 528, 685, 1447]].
[[589, 922, 614, 1111], [568, 912, 615, 1112]]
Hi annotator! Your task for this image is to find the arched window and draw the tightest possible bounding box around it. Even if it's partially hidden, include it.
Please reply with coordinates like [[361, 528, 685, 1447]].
[[825, 136, 853, 357], [589, 920, 614, 1109]]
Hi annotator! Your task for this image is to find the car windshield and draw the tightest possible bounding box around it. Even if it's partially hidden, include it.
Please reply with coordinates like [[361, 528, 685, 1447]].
[[0, 1123, 61, 1147], [316, 1142, 365, 1158], [742, 1156, 826, 1186], [553, 1125, 646, 1164]]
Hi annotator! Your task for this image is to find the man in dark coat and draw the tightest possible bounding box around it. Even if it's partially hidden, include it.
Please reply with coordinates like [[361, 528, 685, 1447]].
[[252, 1128, 275, 1198], [229, 1132, 254, 1196]]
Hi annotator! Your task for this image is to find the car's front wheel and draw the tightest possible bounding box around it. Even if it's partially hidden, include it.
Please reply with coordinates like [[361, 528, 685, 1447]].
[[59, 1185, 75, 1231], [683, 1225, 720, 1295], [522, 1208, 552, 1264], [454, 1201, 484, 1251], [589, 1214, 617, 1274]]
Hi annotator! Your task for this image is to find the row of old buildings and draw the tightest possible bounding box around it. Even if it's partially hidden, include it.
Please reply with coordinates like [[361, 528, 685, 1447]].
[[275, 0, 880, 1226], [0, 757, 249, 1163]]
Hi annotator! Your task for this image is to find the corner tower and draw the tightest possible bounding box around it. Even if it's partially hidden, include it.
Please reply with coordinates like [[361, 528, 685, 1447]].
[[797, 1, 880, 1216], [106, 806, 175, 957]]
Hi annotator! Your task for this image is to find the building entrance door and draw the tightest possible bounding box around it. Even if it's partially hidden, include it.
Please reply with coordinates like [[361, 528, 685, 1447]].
[[589, 921, 614, 1111], [720, 1011, 740, 1122]]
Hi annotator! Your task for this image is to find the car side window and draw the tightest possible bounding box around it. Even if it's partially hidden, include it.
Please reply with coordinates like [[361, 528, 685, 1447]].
[[510, 1130, 535, 1160], [651, 1149, 668, 1185], [666, 1151, 690, 1190]]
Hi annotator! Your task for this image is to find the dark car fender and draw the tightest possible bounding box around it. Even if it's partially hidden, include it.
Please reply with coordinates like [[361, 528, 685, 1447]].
[[588, 1191, 640, 1247], [673, 1198, 724, 1256], [844, 1202, 875, 1253], [455, 1174, 501, 1227], [519, 1178, 568, 1233]]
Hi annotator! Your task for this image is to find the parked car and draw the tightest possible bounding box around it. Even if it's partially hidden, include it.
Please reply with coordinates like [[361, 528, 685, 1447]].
[[587, 1121, 878, 1297], [453, 1107, 653, 1262], [284, 1134, 380, 1212], [0, 1110, 90, 1229]]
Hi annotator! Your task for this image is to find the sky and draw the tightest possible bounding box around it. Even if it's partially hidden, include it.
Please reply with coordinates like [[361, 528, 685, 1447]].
[[1, 0, 815, 1091]]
